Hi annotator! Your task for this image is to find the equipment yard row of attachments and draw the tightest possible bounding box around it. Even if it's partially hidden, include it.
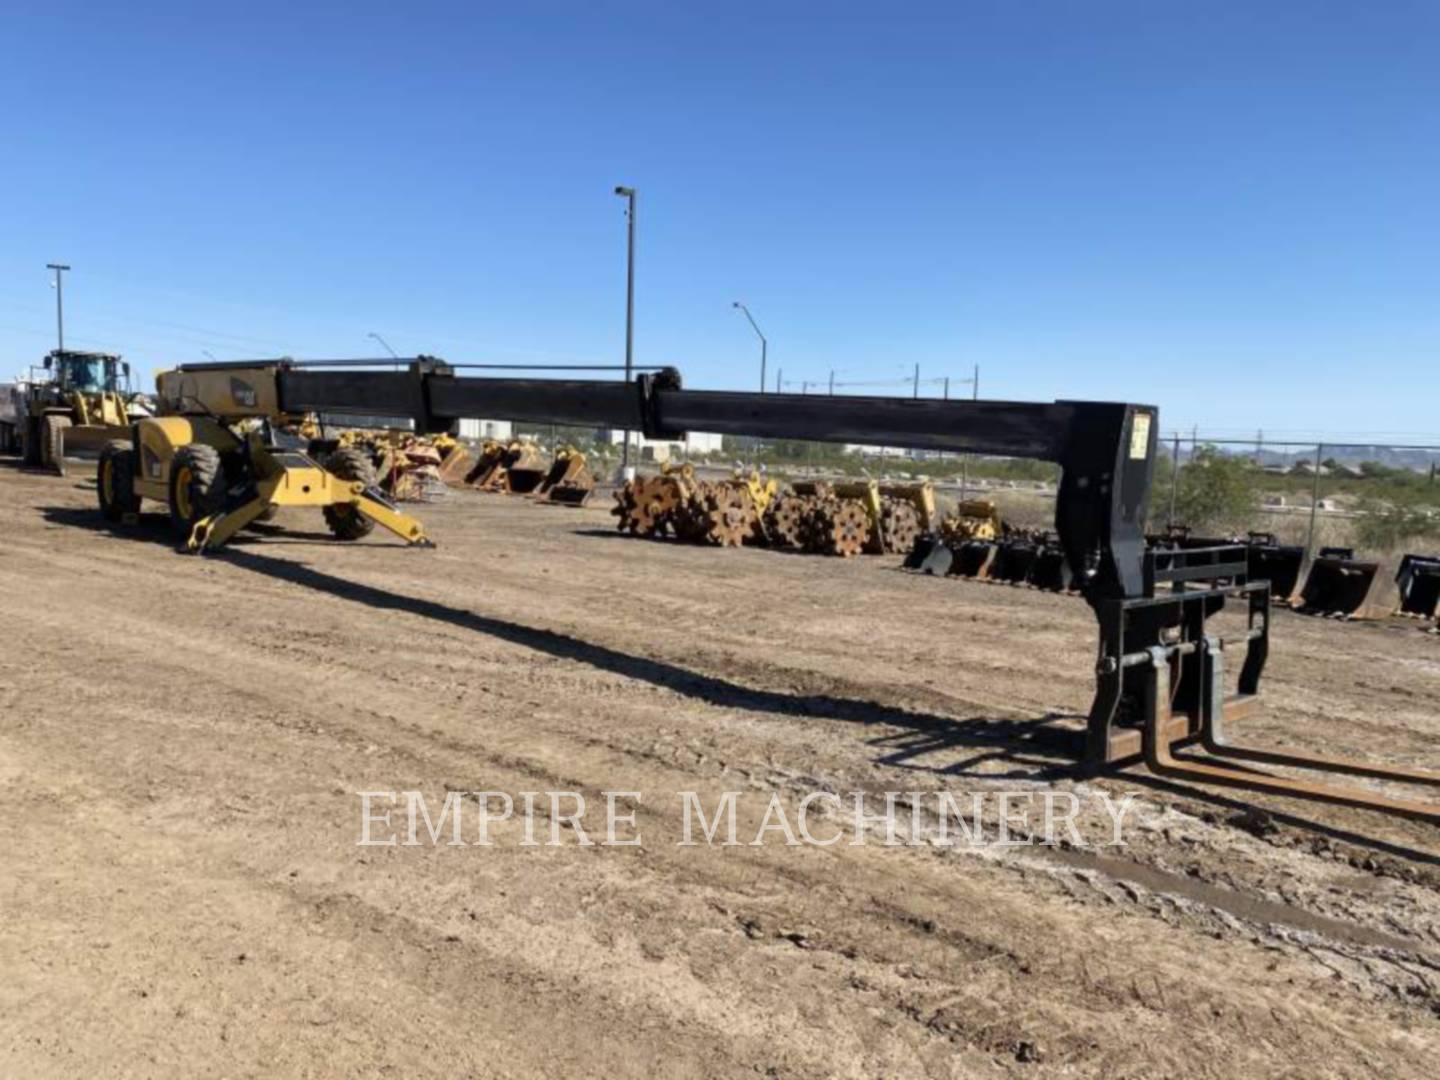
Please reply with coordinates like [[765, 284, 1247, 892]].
[[908, 516, 1440, 629]]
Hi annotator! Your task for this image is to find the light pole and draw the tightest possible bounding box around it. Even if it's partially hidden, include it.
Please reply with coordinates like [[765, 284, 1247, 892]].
[[46, 263, 70, 354], [368, 332, 399, 359], [732, 302, 767, 393], [615, 185, 637, 470]]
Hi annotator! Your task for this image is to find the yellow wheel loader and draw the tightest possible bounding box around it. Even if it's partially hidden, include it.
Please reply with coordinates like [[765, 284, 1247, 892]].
[[8, 350, 145, 475], [97, 362, 431, 553]]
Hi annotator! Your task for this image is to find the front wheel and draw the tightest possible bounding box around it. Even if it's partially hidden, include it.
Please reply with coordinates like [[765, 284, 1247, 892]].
[[168, 443, 227, 539], [97, 440, 141, 522], [42, 415, 72, 476], [322, 447, 377, 541]]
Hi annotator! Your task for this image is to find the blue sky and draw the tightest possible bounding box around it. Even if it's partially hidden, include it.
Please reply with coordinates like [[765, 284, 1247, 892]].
[[2, 1, 1437, 443]]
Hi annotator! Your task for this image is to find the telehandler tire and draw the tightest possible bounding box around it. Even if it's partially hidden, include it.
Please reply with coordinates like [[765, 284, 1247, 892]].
[[323, 446, 377, 541], [97, 440, 141, 522], [168, 443, 227, 539]]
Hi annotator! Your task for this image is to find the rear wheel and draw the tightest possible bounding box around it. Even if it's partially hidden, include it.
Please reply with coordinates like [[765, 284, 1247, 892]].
[[97, 440, 141, 522], [168, 443, 227, 539], [323, 446, 377, 541]]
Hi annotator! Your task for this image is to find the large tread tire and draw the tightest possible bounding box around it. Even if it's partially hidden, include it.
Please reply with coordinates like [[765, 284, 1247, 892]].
[[323, 446, 377, 541], [21, 417, 41, 466], [42, 415, 72, 476], [97, 440, 141, 522], [167, 443, 227, 539]]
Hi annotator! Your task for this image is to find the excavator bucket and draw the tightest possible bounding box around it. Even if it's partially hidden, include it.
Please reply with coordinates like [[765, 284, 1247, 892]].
[[464, 440, 509, 489], [1396, 554, 1440, 618], [1029, 542, 1073, 592], [1296, 555, 1399, 619], [903, 535, 952, 575], [990, 539, 1039, 585], [436, 443, 474, 487], [952, 540, 998, 579], [536, 450, 597, 507], [1244, 532, 1305, 603], [503, 442, 549, 493]]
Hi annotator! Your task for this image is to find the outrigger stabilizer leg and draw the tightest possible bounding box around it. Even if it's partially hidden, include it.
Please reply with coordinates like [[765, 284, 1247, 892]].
[[187, 477, 433, 553]]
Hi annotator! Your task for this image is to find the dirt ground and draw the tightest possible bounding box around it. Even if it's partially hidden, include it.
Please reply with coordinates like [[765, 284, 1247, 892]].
[[3, 461, 1440, 1079]]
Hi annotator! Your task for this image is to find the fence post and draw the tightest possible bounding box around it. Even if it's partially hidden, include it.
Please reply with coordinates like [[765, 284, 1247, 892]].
[[1167, 434, 1180, 526], [1303, 442, 1323, 561]]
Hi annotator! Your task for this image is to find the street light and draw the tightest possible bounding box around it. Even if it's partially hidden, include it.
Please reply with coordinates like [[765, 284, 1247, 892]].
[[46, 263, 70, 353], [368, 332, 399, 359], [732, 302, 767, 394], [615, 185, 637, 470]]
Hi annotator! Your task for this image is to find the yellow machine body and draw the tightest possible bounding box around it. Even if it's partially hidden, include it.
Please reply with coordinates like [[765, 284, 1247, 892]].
[[108, 364, 431, 553], [132, 416, 242, 499], [155, 365, 290, 422]]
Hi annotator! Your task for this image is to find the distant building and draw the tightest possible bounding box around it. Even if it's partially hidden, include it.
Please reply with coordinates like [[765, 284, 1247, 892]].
[[598, 428, 724, 456], [457, 418, 514, 441]]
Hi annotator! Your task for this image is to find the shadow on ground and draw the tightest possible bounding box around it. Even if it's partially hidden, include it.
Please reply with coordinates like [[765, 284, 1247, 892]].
[[40, 502, 1440, 866]]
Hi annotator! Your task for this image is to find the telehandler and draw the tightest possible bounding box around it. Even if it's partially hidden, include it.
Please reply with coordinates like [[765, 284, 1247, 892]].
[[84, 354, 1440, 824], [96, 360, 431, 552]]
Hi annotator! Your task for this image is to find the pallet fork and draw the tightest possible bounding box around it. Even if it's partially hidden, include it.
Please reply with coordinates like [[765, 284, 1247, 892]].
[[1089, 544, 1440, 821]]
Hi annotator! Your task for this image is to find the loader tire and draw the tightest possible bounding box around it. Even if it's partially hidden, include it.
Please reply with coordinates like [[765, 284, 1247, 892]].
[[168, 443, 227, 539], [21, 417, 42, 466], [42, 414, 72, 476], [323, 446, 377, 541], [97, 440, 141, 522]]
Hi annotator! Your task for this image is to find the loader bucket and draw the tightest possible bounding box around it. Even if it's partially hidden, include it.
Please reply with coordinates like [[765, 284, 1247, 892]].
[[990, 541, 1038, 585], [1297, 556, 1399, 619], [1396, 554, 1440, 618], [1245, 533, 1305, 602], [952, 540, 997, 579], [903, 536, 952, 575], [1029, 546, 1073, 592]]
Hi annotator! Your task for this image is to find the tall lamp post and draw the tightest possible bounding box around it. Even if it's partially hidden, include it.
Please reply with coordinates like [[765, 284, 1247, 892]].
[[46, 263, 70, 354], [732, 302, 767, 394], [615, 185, 637, 471], [368, 332, 399, 359]]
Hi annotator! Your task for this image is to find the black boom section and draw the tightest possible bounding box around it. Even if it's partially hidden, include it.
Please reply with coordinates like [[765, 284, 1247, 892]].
[[427, 372, 1155, 601], [650, 390, 1076, 460], [268, 359, 1156, 602]]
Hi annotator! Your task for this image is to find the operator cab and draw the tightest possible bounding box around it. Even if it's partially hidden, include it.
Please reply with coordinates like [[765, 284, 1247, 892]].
[[44, 350, 130, 394]]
